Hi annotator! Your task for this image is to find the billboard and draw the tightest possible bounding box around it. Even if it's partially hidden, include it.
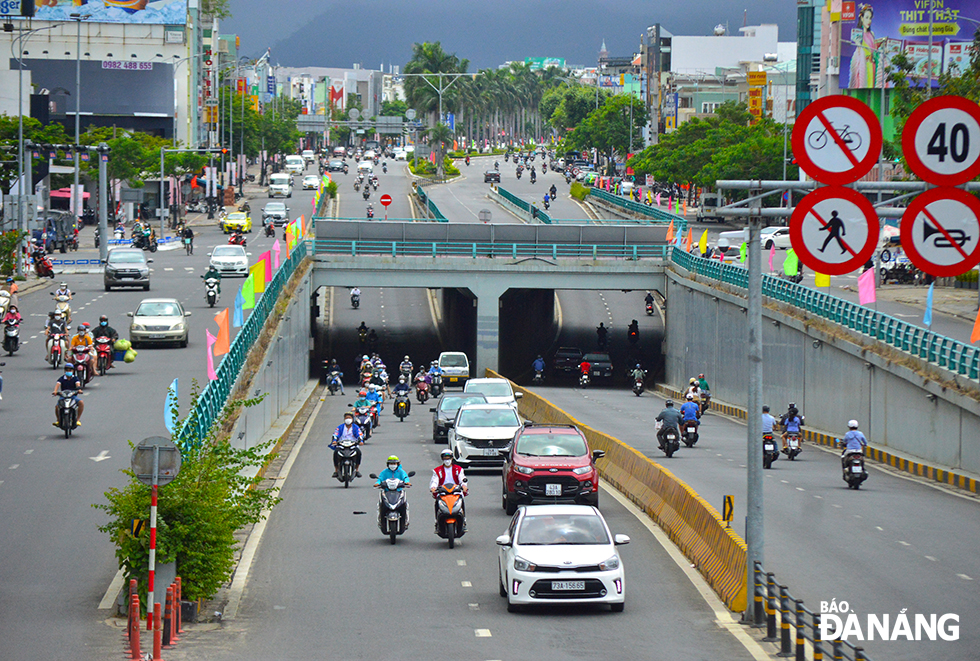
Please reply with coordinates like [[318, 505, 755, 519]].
[[840, 0, 974, 89], [525, 57, 566, 71], [16, 0, 188, 25]]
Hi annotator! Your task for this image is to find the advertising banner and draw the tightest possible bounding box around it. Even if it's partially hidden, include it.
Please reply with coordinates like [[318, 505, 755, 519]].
[[840, 0, 973, 89], [16, 0, 188, 25]]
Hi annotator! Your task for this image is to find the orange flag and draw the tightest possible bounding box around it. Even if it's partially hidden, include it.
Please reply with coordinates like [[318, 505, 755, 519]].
[[684, 227, 693, 252], [665, 220, 675, 243], [213, 308, 230, 356], [284, 227, 294, 255], [972, 307, 980, 344]]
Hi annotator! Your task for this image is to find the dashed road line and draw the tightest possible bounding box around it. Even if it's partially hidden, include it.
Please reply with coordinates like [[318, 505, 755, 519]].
[[957, 574, 973, 580], [898, 541, 910, 546], [461, 581, 472, 588], [475, 629, 492, 637], [457, 559, 467, 566], [9, 464, 19, 470], [24, 450, 33, 455], [925, 556, 937, 561]]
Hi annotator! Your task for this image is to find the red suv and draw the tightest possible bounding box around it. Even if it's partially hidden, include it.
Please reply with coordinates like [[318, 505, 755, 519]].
[[500, 424, 605, 515]]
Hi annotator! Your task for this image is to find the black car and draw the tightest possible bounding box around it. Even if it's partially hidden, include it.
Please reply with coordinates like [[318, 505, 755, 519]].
[[582, 352, 613, 378], [327, 160, 345, 172], [484, 170, 501, 183], [552, 346, 583, 374], [430, 393, 488, 443]]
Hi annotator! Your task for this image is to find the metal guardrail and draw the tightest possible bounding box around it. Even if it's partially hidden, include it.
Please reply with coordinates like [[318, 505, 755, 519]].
[[588, 188, 687, 229], [177, 239, 309, 449], [314, 238, 668, 261], [415, 186, 448, 222], [752, 562, 871, 661], [496, 186, 552, 223], [670, 249, 980, 381]]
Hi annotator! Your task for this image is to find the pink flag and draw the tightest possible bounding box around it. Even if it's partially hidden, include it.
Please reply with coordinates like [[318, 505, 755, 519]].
[[768, 244, 775, 272], [260, 250, 272, 282], [668, 198, 673, 212], [205, 329, 218, 380], [272, 239, 281, 269], [656, 193, 661, 206], [858, 268, 876, 305]]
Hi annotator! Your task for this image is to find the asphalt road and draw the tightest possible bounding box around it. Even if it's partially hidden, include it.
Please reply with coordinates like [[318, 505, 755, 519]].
[[0, 163, 318, 658]]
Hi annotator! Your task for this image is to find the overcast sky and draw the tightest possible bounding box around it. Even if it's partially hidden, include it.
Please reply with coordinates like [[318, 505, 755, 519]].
[[224, 0, 798, 71]]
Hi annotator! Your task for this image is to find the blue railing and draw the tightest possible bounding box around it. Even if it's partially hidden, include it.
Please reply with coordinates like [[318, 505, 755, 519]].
[[314, 239, 667, 261], [178, 239, 310, 448], [588, 188, 687, 229], [670, 249, 980, 381], [415, 186, 448, 222], [496, 186, 552, 223]]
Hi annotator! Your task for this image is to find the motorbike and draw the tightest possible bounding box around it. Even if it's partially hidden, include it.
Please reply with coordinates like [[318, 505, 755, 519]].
[[842, 452, 868, 489], [628, 328, 639, 345], [416, 379, 430, 404], [94, 337, 112, 375], [465, 156, 470, 166], [632, 377, 644, 397], [658, 426, 680, 458], [204, 277, 220, 308], [33, 248, 54, 279], [543, 199, 550, 210], [783, 432, 802, 460], [382, 164, 387, 174], [358, 327, 368, 345], [353, 404, 373, 440], [52, 293, 72, 323], [370, 471, 415, 544], [228, 233, 247, 247], [763, 434, 780, 469], [366, 205, 374, 219], [351, 293, 360, 309], [3, 320, 19, 355], [94, 226, 101, 248], [68, 233, 79, 251], [363, 188, 371, 201], [516, 169, 522, 180], [530, 173, 536, 184], [565, 174, 572, 184], [326, 370, 343, 395], [682, 420, 700, 447], [434, 483, 467, 549], [332, 437, 361, 488], [113, 224, 125, 240], [646, 302, 654, 316], [372, 179, 379, 190], [183, 234, 194, 255], [54, 389, 81, 437], [532, 369, 544, 385], [394, 393, 410, 421], [264, 222, 275, 238], [354, 180, 361, 192], [699, 391, 711, 414], [430, 373, 443, 397], [579, 371, 590, 389], [47, 332, 67, 369], [73, 350, 92, 385]]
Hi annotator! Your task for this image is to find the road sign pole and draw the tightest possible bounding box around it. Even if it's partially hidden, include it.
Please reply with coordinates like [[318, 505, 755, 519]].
[[146, 445, 159, 630], [744, 199, 764, 622]]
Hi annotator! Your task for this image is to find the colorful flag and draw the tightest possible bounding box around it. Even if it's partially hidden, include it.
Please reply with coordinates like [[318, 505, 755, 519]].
[[250, 262, 266, 294], [857, 269, 876, 305], [684, 228, 693, 252], [241, 273, 255, 309], [971, 307, 980, 343], [667, 198, 673, 212], [665, 220, 675, 243], [923, 282, 934, 327], [272, 239, 281, 269], [739, 241, 747, 263], [214, 308, 230, 356], [655, 192, 661, 206], [260, 250, 272, 282], [205, 330, 218, 381], [233, 290, 244, 327], [783, 249, 799, 276], [284, 227, 294, 255], [164, 378, 178, 434], [698, 231, 708, 256], [768, 244, 775, 272], [815, 273, 830, 287]]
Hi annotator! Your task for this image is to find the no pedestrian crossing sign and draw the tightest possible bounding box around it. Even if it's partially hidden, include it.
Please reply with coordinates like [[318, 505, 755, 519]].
[[899, 187, 980, 277], [902, 95, 980, 187], [789, 186, 878, 275], [792, 96, 882, 185]]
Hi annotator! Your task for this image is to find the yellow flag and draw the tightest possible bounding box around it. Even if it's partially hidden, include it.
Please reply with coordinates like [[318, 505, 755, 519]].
[[698, 230, 708, 255], [815, 272, 830, 287], [250, 262, 266, 294]]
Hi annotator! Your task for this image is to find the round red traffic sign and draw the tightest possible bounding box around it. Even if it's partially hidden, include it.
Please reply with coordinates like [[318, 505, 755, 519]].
[[902, 95, 980, 186], [792, 96, 882, 185], [789, 186, 878, 275], [379, 194, 392, 207], [900, 186, 980, 277]]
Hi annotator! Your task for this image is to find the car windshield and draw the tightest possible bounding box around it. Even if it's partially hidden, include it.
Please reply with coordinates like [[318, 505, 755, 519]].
[[457, 408, 520, 428], [517, 514, 610, 546], [212, 246, 243, 257], [108, 252, 145, 264], [270, 175, 290, 185], [439, 395, 485, 413], [265, 204, 285, 212], [440, 354, 467, 367], [135, 302, 181, 317], [515, 433, 588, 457], [227, 213, 246, 220], [583, 354, 609, 363], [466, 382, 512, 397]]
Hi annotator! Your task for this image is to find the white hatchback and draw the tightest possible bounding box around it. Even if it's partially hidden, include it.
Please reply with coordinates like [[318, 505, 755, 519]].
[[208, 245, 250, 277], [497, 505, 629, 612], [464, 377, 522, 408]]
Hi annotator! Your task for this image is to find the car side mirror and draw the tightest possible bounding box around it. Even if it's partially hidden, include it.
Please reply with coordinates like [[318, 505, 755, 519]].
[[146, 259, 153, 264], [126, 312, 133, 317], [246, 252, 252, 256], [495, 534, 512, 547], [515, 392, 523, 399], [407, 471, 416, 477], [614, 534, 631, 546], [592, 450, 606, 460], [184, 311, 192, 316], [207, 252, 213, 257], [368, 473, 378, 480], [429, 407, 437, 412]]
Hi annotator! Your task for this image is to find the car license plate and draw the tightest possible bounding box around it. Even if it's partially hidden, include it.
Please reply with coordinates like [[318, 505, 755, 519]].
[[482, 448, 499, 456], [552, 581, 584, 591], [449, 377, 458, 382], [149, 334, 165, 339], [545, 483, 561, 496]]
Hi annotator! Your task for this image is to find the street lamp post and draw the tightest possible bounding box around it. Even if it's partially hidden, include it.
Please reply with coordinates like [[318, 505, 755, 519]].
[[70, 13, 90, 226], [172, 53, 206, 148]]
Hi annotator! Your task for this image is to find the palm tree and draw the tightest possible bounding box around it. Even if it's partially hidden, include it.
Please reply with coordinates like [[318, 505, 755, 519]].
[[404, 42, 469, 127], [426, 123, 454, 178]]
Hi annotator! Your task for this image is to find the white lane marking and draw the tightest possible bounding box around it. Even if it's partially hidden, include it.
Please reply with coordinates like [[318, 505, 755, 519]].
[[814, 495, 823, 499], [796, 487, 805, 491], [164, 268, 174, 272], [474, 629, 492, 637], [875, 526, 883, 531], [90, 450, 111, 462], [0, 480, 3, 486], [898, 541, 910, 546], [468, 603, 480, 611], [958, 574, 973, 580], [184, 267, 195, 271], [37, 436, 46, 441], [9, 464, 19, 469], [24, 449, 33, 455], [457, 559, 467, 566], [832, 504, 842, 508], [461, 581, 472, 588], [20, 341, 27, 345], [925, 556, 937, 562], [853, 514, 862, 518], [780, 480, 789, 484], [98, 569, 126, 610], [30, 335, 37, 339]]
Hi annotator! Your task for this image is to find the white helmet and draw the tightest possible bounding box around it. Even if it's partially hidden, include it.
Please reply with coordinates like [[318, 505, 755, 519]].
[[362, 355, 369, 361], [403, 355, 409, 361], [686, 393, 694, 400], [847, 419, 859, 429]]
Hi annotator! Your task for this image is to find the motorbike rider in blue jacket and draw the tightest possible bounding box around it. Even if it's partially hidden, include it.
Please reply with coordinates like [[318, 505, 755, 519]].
[[532, 356, 546, 372], [376, 456, 411, 489], [330, 412, 363, 478], [680, 394, 700, 428]]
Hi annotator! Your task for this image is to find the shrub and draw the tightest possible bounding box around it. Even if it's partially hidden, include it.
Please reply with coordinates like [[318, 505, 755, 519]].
[[955, 269, 978, 283], [570, 182, 590, 201], [325, 181, 338, 199]]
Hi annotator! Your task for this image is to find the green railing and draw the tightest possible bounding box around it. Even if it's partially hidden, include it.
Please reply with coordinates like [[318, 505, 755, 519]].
[[496, 186, 552, 223], [589, 188, 687, 229], [178, 239, 310, 449], [415, 186, 448, 222], [670, 249, 980, 381], [314, 238, 667, 260]]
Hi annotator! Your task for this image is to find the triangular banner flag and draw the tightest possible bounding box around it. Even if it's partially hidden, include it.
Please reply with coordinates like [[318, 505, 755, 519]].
[[272, 239, 281, 269], [213, 308, 230, 356], [241, 273, 255, 310], [205, 330, 218, 381], [858, 269, 876, 305], [665, 220, 675, 243], [233, 290, 244, 328], [164, 378, 178, 434], [250, 262, 266, 294], [815, 273, 830, 287]]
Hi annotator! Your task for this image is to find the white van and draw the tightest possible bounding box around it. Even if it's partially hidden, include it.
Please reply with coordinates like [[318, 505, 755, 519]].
[[438, 351, 470, 388], [268, 173, 293, 198], [301, 149, 315, 164], [284, 155, 305, 175]]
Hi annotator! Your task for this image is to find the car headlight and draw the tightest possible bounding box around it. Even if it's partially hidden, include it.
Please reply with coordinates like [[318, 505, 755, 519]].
[[131, 324, 144, 331], [599, 555, 620, 571], [171, 323, 185, 331], [138, 269, 149, 275], [515, 465, 534, 475], [513, 556, 537, 572], [572, 465, 592, 475], [455, 434, 469, 445]]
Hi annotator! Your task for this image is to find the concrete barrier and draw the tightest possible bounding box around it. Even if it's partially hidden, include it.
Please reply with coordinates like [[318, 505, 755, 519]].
[[488, 370, 747, 612]]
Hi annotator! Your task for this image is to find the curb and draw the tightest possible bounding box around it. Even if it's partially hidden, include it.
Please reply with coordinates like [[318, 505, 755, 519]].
[[654, 383, 979, 495]]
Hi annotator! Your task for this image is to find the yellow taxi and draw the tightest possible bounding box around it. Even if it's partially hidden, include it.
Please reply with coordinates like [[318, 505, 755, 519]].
[[221, 211, 252, 234]]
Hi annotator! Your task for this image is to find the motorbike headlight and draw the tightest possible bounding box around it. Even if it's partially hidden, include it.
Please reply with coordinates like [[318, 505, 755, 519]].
[[572, 465, 592, 475], [598, 555, 620, 571], [513, 556, 537, 572], [514, 465, 534, 476]]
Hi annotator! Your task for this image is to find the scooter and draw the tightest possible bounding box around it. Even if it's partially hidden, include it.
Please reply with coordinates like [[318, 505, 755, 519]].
[[47, 332, 66, 369], [113, 224, 126, 240], [229, 233, 247, 247], [331, 437, 361, 488], [0, 291, 10, 320], [54, 389, 81, 438], [783, 432, 802, 460], [516, 169, 522, 180], [579, 371, 590, 389], [3, 320, 19, 355], [841, 451, 868, 489], [394, 393, 410, 421], [353, 404, 373, 440], [366, 204, 374, 219], [416, 379, 429, 404], [434, 482, 467, 549], [33, 247, 55, 279], [73, 351, 92, 385], [351, 292, 360, 309], [763, 434, 779, 469], [543, 199, 550, 210], [682, 420, 700, 447], [658, 426, 680, 458], [195, 272, 219, 306], [430, 373, 443, 397], [370, 471, 415, 544], [326, 370, 343, 395], [646, 302, 654, 316], [52, 293, 72, 323], [95, 336, 112, 375], [264, 222, 275, 238], [532, 369, 544, 385]]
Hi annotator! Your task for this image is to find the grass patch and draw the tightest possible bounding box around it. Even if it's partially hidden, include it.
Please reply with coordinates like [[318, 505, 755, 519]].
[[570, 182, 590, 201]]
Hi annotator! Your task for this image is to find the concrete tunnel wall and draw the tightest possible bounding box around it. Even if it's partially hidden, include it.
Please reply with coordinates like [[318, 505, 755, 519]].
[[664, 271, 980, 474]]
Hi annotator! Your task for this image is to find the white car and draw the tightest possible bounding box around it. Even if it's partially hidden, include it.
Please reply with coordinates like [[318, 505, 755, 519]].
[[268, 173, 293, 198], [762, 226, 791, 250], [464, 377, 522, 408], [302, 175, 320, 190], [357, 160, 374, 174], [208, 245, 250, 277], [393, 148, 407, 161], [363, 149, 376, 161], [497, 505, 629, 613], [448, 404, 522, 468]]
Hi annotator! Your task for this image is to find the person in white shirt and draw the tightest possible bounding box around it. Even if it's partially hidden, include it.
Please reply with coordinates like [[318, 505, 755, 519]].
[[430, 449, 467, 529]]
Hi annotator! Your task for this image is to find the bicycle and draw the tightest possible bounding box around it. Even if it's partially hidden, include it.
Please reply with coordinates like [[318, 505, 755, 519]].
[[184, 236, 194, 255], [807, 124, 862, 152]]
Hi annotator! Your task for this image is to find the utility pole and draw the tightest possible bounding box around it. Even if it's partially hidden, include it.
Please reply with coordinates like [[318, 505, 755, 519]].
[[70, 13, 90, 229], [744, 189, 764, 622], [97, 143, 109, 263]]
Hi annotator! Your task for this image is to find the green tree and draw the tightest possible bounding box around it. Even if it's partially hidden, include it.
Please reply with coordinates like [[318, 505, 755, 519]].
[[425, 123, 454, 178], [404, 42, 469, 126], [380, 99, 408, 118], [541, 85, 609, 133], [0, 115, 72, 194], [566, 95, 648, 173]]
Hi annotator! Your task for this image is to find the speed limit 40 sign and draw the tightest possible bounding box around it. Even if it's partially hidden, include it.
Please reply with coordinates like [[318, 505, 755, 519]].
[[902, 96, 980, 186]]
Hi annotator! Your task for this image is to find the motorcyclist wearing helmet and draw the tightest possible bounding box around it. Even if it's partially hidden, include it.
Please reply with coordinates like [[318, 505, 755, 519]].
[[837, 420, 867, 474], [202, 265, 222, 295], [427, 360, 443, 378], [69, 324, 95, 382], [644, 291, 655, 306], [54, 281, 72, 301], [330, 411, 364, 478], [627, 319, 639, 344], [430, 449, 468, 530], [630, 364, 646, 383], [685, 377, 702, 403], [680, 393, 700, 429], [353, 389, 373, 410], [399, 355, 413, 377], [92, 315, 119, 370], [655, 400, 683, 450], [2, 303, 22, 327], [53, 363, 84, 425], [780, 402, 803, 451], [376, 455, 411, 490], [366, 384, 384, 419], [392, 376, 411, 397]]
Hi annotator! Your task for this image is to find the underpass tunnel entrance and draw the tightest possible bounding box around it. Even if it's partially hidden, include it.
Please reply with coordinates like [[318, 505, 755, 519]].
[[497, 288, 557, 381], [439, 288, 477, 365]]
